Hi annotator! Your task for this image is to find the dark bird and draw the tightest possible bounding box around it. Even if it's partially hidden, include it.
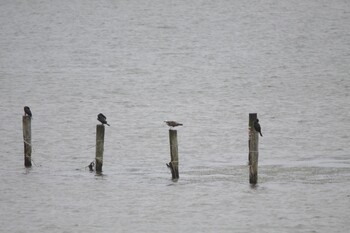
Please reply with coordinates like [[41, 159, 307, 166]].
[[164, 120, 183, 128], [24, 106, 32, 118], [254, 119, 263, 137], [88, 161, 95, 172], [97, 113, 110, 126]]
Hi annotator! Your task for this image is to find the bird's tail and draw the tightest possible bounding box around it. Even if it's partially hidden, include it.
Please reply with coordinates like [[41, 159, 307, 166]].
[[260, 132, 263, 137], [106, 123, 110, 126], [179, 124, 183, 126]]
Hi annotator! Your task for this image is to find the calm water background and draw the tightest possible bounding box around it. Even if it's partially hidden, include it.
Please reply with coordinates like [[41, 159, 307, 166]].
[[1, 0, 350, 232]]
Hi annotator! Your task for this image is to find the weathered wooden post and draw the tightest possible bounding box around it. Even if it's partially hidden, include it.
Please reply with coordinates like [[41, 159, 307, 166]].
[[168, 129, 179, 179], [22, 115, 32, 167], [248, 113, 259, 184], [95, 124, 105, 173]]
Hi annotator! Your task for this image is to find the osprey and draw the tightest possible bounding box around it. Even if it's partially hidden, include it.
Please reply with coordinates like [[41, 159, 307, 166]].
[[97, 113, 110, 126], [254, 119, 263, 137], [24, 106, 32, 118], [164, 120, 183, 128]]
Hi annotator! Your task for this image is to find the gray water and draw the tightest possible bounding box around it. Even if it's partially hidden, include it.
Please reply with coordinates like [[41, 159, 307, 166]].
[[1, 0, 350, 232]]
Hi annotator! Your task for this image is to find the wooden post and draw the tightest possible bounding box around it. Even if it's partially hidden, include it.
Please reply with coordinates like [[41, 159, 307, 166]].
[[22, 116, 32, 167], [95, 124, 105, 173], [249, 113, 259, 184], [168, 129, 179, 179]]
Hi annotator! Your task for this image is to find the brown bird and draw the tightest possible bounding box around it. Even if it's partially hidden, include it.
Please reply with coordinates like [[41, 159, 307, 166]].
[[164, 120, 183, 128], [24, 106, 32, 118]]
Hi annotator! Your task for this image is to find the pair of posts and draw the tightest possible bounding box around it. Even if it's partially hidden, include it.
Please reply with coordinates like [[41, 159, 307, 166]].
[[22, 116, 105, 173]]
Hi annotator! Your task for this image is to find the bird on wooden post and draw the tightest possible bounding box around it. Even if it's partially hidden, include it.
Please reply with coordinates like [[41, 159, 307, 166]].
[[97, 113, 110, 126], [164, 120, 183, 128], [24, 106, 32, 119], [254, 119, 263, 137]]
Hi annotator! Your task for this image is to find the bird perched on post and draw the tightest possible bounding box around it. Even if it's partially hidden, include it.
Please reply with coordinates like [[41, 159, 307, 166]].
[[97, 113, 110, 126], [24, 106, 32, 118], [254, 119, 263, 137], [164, 120, 183, 128]]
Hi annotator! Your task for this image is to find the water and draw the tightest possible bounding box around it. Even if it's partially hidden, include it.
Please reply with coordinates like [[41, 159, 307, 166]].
[[1, 0, 350, 232]]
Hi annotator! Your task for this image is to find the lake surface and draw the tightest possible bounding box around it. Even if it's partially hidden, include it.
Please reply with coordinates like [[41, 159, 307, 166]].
[[0, 0, 349, 232]]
